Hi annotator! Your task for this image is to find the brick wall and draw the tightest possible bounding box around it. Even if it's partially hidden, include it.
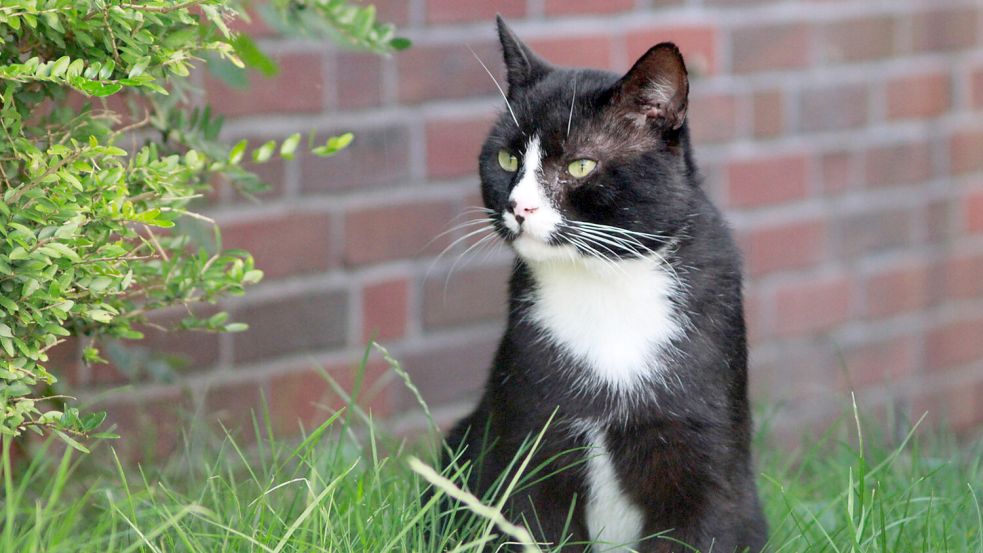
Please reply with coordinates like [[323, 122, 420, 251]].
[[81, 0, 983, 451]]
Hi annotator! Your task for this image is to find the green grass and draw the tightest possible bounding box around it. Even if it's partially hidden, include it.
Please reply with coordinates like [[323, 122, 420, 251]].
[[3, 364, 982, 552]]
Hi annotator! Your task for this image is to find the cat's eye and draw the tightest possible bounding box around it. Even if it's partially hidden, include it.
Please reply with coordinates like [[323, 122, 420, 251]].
[[567, 159, 597, 178], [498, 149, 519, 172]]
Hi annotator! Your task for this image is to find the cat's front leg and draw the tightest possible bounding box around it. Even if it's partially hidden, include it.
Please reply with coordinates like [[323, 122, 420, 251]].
[[506, 478, 591, 553]]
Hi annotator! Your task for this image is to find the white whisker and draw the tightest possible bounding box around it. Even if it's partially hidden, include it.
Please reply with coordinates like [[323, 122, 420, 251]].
[[468, 45, 522, 134], [443, 232, 499, 297], [566, 74, 577, 138], [425, 223, 497, 280]]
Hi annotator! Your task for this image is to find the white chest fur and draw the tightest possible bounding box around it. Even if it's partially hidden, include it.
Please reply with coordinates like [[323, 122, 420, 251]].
[[584, 427, 644, 551], [526, 256, 683, 395]]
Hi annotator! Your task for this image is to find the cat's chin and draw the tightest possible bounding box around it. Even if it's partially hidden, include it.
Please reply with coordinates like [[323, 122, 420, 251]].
[[512, 234, 579, 263]]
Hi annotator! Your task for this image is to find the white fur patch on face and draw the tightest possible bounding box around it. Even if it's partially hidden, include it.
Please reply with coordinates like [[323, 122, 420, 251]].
[[505, 135, 566, 262], [584, 427, 644, 551], [527, 255, 683, 395]]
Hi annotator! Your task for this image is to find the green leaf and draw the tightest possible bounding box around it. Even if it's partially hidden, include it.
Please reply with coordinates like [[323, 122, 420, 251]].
[[280, 133, 301, 160], [66, 58, 85, 78], [232, 34, 278, 77], [252, 140, 276, 163], [389, 37, 412, 50], [0, 323, 13, 338], [229, 139, 248, 164], [54, 430, 90, 453], [312, 132, 354, 157], [0, 296, 18, 313], [352, 5, 376, 38], [45, 242, 81, 262], [224, 322, 248, 333], [0, 337, 14, 357], [86, 310, 114, 323], [8, 247, 28, 261], [50, 56, 71, 78]]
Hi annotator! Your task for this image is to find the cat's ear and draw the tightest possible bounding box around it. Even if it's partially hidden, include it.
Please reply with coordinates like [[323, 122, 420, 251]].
[[496, 15, 550, 96], [611, 42, 689, 130]]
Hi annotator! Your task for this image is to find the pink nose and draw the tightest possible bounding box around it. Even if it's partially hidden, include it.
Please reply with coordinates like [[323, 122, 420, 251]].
[[508, 200, 538, 223]]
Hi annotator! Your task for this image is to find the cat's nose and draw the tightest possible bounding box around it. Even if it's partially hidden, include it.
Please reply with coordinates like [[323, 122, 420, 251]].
[[507, 199, 538, 224]]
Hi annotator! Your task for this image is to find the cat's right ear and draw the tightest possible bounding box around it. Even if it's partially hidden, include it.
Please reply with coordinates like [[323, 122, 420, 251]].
[[496, 15, 550, 96], [610, 42, 689, 131]]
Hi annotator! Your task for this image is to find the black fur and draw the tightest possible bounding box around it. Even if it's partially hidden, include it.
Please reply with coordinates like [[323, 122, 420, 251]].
[[442, 17, 767, 552]]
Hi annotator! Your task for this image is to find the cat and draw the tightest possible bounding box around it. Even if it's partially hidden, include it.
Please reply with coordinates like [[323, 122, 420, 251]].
[[441, 17, 768, 553]]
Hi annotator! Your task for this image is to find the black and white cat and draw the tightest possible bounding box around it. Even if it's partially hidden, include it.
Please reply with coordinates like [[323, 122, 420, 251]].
[[443, 17, 767, 553]]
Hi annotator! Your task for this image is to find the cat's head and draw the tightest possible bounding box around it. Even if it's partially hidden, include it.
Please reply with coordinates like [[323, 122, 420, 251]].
[[480, 17, 696, 265]]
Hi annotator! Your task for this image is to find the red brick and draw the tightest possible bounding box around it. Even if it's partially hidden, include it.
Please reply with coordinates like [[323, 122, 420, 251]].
[[971, 66, 983, 110], [544, 0, 634, 15], [45, 337, 82, 387], [820, 150, 854, 194], [222, 211, 335, 280], [626, 24, 719, 76], [205, 52, 325, 117], [925, 316, 983, 371], [269, 359, 391, 435], [397, 336, 499, 411], [726, 153, 809, 208], [335, 52, 384, 110], [423, 263, 510, 329], [730, 23, 812, 74], [772, 274, 853, 336], [749, 342, 840, 405], [528, 34, 615, 71], [836, 206, 915, 258], [863, 141, 933, 188], [943, 252, 983, 300], [688, 92, 739, 144], [704, 0, 781, 5], [838, 335, 917, 390], [397, 41, 501, 104], [100, 387, 191, 462], [820, 16, 897, 63], [220, 151, 286, 204], [922, 198, 954, 245], [744, 288, 769, 343], [425, 0, 525, 24], [949, 130, 983, 175], [362, 277, 410, 342], [966, 189, 983, 233], [373, 0, 410, 26], [739, 218, 826, 276], [886, 71, 950, 120], [752, 89, 784, 138], [912, 8, 978, 53], [233, 290, 349, 363], [141, 308, 223, 371], [799, 83, 868, 132], [300, 124, 411, 193], [863, 262, 934, 319], [344, 199, 457, 266], [912, 379, 983, 433], [204, 378, 264, 432], [426, 115, 496, 179]]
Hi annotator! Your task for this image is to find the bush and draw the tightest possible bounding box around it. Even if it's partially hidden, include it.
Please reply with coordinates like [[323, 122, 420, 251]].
[[0, 0, 408, 449]]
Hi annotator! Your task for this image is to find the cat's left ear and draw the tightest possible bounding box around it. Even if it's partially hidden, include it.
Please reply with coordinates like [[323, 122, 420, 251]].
[[497, 15, 551, 96], [610, 42, 689, 130]]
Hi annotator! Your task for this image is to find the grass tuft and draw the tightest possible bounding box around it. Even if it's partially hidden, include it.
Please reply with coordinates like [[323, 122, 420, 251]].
[[1, 352, 981, 552]]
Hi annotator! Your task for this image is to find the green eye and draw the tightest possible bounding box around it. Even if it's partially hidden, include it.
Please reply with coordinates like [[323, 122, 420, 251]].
[[498, 149, 519, 172], [567, 159, 597, 178]]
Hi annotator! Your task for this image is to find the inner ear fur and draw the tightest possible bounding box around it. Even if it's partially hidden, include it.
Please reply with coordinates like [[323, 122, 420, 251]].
[[611, 42, 689, 130]]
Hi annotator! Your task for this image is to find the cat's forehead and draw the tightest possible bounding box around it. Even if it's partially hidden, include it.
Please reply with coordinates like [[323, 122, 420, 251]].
[[502, 69, 656, 158]]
